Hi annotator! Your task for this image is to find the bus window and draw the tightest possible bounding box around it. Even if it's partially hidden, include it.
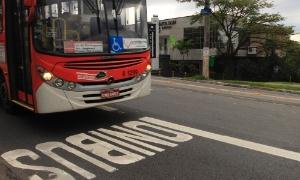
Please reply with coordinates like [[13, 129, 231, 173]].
[[51, 4, 58, 17], [62, 1, 79, 15], [45, 6, 50, 19], [33, 0, 148, 54], [123, 7, 136, 25]]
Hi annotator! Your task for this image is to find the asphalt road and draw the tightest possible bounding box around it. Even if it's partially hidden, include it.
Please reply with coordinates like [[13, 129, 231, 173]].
[[0, 77, 299, 180]]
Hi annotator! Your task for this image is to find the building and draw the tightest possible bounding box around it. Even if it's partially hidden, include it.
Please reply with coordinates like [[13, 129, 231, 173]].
[[158, 15, 289, 60], [237, 30, 290, 58], [155, 15, 290, 78], [159, 16, 222, 62], [157, 15, 227, 76]]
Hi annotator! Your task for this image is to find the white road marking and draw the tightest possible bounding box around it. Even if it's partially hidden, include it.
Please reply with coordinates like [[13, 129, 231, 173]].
[[2, 116, 298, 180], [1, 118, 192, 179], [141, 117, 300, 162], [66, 133, 145, 165], [153, 79, 300, 102], [112, 125, 178, 147], [122, 121, 193, 142], [97, 106, 118, 112], [88, 131, 156, 156], [98, 126, 175, 152], [36, 142, 116, 179], [1, 149, 75, 180]]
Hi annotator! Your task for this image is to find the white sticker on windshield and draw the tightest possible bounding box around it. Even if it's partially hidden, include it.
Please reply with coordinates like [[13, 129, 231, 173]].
[[64, 41, 104, 53], [123, 38, 148, 50]]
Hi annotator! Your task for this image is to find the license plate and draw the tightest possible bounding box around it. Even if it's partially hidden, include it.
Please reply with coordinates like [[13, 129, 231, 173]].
[[101, 89, 120, 99]]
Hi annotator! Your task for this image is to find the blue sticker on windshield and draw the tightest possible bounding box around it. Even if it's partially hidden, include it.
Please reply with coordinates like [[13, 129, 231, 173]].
[[109, 36, 124, 53]]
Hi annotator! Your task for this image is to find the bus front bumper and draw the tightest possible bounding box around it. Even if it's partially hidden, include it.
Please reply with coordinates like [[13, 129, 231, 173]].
[[35, 74, 151, 114]]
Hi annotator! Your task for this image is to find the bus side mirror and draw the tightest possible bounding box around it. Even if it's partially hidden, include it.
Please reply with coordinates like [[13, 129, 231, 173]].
[[24, 0, 37, 22]]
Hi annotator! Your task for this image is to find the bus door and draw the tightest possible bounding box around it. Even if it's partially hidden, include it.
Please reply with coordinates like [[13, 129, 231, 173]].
[[5, 0, 33, 107]]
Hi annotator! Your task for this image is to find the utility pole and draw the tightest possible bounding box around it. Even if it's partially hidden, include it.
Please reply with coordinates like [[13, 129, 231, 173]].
[[201, 0, 211, 79]]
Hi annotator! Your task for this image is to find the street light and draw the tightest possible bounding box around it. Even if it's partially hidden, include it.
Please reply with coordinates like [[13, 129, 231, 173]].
[[201, 0, 212, 79]]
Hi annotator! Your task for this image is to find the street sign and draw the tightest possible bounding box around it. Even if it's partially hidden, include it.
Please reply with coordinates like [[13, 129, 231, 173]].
[[203, 47, 210, 57], [201, 7, 212, 16], [109, 36, 124, 53], [148, 23, 157, 58]]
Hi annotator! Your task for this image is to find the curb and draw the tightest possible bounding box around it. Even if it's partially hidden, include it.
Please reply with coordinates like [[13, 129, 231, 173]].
[[221, 82, 300, 95], [154, 76, 300, 95]]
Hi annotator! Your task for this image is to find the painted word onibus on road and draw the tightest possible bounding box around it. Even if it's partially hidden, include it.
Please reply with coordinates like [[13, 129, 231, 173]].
[[2, 117, 300, 180]]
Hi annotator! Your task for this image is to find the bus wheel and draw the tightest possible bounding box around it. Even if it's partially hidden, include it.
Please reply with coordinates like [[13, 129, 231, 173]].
[[0, 77, 16, 113]]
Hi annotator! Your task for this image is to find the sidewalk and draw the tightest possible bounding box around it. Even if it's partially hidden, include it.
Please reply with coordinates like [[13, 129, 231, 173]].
[[153, 76, 300, 107], [154, 75, 300, 95]]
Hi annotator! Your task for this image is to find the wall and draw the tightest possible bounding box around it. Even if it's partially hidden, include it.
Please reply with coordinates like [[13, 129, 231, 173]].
[[159, 16, 207, 61]]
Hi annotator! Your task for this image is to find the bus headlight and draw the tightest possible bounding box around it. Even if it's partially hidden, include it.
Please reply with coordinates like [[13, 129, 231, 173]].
[[135, 68, 150, 82], [67, 82, 76, 90], [54, 79, 64, 88], [146, 65, 152, 72], [37, 66, 53, 81], [37, 66, 77, 91], [142, 72, 148, 78], [136, 75, 143, 82], [42, 72, 53, 81]]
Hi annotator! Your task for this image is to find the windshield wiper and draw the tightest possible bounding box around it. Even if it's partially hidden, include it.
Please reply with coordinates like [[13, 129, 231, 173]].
[[82, 0, 102, 34], [83, 0, 96, 13], [94, 0, 102, 34], [116, 0, 125, 15], [112, 0, 119, 35]]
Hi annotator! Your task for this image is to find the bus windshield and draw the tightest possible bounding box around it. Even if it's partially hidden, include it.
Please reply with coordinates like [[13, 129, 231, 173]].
[[33, 0, 148, 55]]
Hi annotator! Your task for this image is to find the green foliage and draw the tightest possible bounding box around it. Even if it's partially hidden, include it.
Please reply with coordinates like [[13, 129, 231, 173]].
[[177, 0, 294, 58], [167, 61, 200, 77], [216, 40, 300, 82], [283, 41, 300, 81], [223, 80, 300, 91], [187, 64, 199, 75], [186, 75, 207, 80], [168, 35, 178, 48], [177, 0, 294, 80], [172, 39, 193, 60]]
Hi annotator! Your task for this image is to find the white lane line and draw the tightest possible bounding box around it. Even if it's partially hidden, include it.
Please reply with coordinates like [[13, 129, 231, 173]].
[[153, 79, 300, 102], [97, 106, 118, 112], [141, 117, 300, 162]]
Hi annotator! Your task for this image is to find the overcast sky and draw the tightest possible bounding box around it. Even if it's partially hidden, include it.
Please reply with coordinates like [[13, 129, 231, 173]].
[[147, 0, 300, 33]]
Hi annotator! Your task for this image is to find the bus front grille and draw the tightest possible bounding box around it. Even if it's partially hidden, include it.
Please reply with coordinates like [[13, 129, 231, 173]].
[[78, 77, 134, 86], [84, 94, 131, 104], [64, 58, 143, 70], [82, 88, 133, 104]]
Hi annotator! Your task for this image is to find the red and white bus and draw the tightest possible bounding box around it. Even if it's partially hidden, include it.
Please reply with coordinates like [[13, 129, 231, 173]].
[[0, 0, 151, 114]]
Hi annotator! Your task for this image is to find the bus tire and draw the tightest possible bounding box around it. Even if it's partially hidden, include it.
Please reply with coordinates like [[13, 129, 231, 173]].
[[0, 74, 16, 113]]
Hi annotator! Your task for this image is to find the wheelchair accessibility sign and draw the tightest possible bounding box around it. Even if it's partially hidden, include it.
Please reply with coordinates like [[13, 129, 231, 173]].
[[109, 36, 124, 53]]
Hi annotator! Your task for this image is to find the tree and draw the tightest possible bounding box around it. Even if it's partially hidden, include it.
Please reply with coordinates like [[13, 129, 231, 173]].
[[170, 39, 193, 76], [283, 40, 300, 82], [177, 0, 293, 78], [172, 39, 193, 61]]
